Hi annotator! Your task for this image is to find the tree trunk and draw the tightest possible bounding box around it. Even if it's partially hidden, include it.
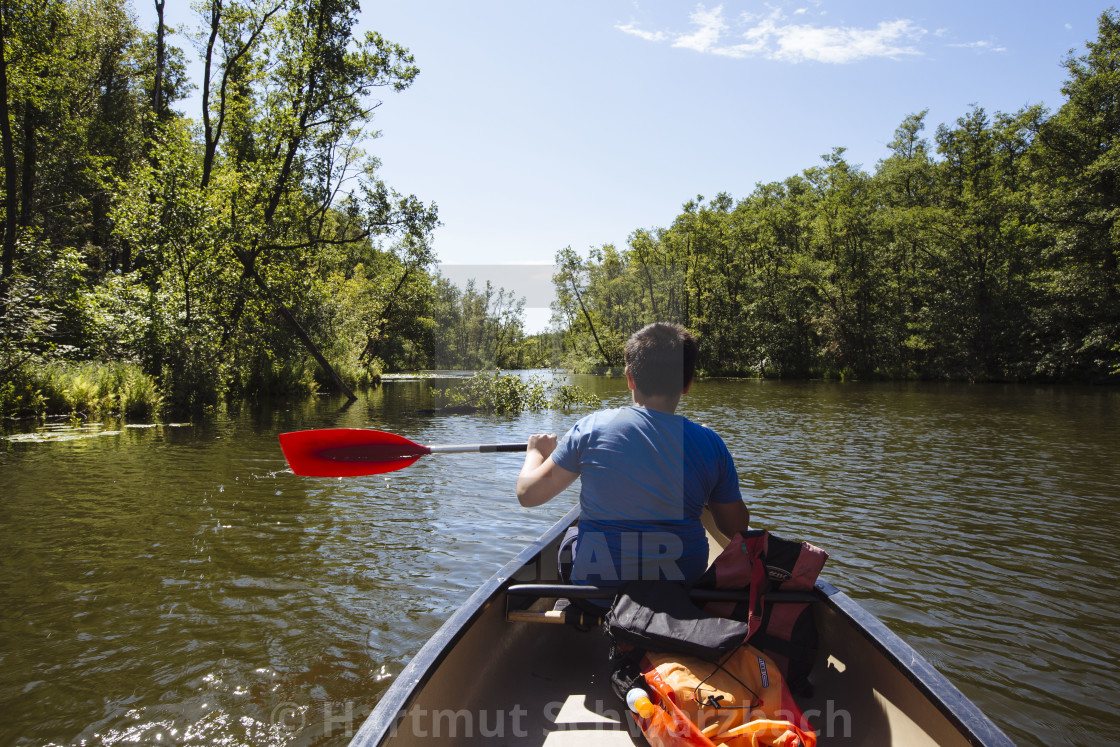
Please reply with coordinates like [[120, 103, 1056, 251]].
[[243, 257, 357, 401], [0, 0, 17, 294], [18, 100, 33, 228], [359, 266, 412, 363], [568, 276, 614, 367], [153, 0, 166, 117], [200, 0, 221, 188]]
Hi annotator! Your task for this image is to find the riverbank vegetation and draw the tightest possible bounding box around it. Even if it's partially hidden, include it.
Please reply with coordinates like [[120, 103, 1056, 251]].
[[553, 13, 1120, 383], [432, 372, 600, 415], [1, 3, 1118, 422], [0, 0, 552, 420]]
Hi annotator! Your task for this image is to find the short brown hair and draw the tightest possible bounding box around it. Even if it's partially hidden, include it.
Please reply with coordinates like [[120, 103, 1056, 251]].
[[624, 322, 698, 396]]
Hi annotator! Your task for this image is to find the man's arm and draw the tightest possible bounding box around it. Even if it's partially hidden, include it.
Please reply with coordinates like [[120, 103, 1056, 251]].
[[709, 499, 751, 539], [516, 433, 578, 507]]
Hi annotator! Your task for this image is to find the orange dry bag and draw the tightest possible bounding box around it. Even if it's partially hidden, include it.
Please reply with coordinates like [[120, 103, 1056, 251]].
[[632, 644, 816, 747]]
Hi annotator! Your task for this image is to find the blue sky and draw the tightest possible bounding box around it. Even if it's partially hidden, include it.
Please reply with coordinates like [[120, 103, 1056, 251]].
[[136, 1, 1111, 331]]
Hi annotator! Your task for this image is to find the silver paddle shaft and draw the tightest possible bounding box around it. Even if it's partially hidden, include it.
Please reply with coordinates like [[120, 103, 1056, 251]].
[[426, 443, 527, 454]]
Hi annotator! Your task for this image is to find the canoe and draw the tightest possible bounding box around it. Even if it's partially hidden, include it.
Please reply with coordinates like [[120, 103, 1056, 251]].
[[349, 505, 1014, 746]]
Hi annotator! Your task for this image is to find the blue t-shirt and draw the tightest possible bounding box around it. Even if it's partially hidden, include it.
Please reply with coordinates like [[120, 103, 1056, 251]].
[[550, 406, 742, 586]]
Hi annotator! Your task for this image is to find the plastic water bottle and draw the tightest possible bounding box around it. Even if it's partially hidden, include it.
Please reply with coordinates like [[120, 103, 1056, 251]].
[[626, 687, 656, 719]]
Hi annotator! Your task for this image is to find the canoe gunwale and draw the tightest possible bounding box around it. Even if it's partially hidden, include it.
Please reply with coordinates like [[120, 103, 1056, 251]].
[[815, 579, 1015, 747], [348, 504, 582, 747]]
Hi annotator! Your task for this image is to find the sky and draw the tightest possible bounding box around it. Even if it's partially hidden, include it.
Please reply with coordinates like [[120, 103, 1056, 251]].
[[135, 1, 1112, 331]]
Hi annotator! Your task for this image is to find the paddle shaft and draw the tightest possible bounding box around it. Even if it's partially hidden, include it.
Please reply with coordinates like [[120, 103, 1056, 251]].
[[427, 443, 527, 454]]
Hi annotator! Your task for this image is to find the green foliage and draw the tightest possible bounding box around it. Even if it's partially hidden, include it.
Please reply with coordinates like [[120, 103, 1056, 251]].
[[3, 0, 1119, 411], [548, 381, 604, 410], [2, 0, 469, 416], [0, 272, 62, 375], [434, 372, 600, 414], [0, 361, 162, 420], [550, 9, 1120, 383], [1028, 9, 1120, 380], [0, 377, 46, 420]]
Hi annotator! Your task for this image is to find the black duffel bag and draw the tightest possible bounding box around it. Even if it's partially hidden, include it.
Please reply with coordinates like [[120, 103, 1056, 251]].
[[605, 580, 750, 661]]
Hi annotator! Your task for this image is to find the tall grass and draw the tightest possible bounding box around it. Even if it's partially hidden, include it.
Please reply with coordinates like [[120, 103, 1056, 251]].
[[1, 354, 375, 421], [228, 353, 382, 399], [1, 362, 164, 420], [317, 355, 382, 391]]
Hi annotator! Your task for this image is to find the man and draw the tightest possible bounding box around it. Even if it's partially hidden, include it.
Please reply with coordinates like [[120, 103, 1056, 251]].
[[517, 322, 751, 587]]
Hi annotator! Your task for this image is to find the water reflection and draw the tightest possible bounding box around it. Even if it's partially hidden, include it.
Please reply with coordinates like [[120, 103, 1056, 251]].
[[0, 377, 1117, 745], [686, 380, 1120, 746]]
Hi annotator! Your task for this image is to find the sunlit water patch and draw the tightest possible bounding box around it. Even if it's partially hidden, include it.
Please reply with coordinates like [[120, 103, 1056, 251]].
[[3, 421, 192, 444]]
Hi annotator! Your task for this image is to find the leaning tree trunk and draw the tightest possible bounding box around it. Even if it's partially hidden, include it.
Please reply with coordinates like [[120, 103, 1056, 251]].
[[568, 277, 615, 367], [241, 256, 357, 401]]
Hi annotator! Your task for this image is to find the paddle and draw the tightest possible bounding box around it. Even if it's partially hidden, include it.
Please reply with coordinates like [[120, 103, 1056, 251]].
[[278, 428, 527, 477]]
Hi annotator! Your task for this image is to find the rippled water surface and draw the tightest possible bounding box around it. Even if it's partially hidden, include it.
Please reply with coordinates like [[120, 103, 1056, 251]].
[[1, 377, 1117, 745]]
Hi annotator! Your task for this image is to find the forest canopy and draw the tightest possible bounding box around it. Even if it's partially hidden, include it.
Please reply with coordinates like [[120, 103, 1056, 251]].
[[0, 2, 1118, 419], [0, 0, 547, 418], [551, 11, 1120, 383]]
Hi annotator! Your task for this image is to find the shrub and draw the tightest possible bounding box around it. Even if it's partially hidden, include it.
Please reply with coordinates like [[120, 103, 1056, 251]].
[[0, 361, 163, 421], [434, 372, 599, 414]]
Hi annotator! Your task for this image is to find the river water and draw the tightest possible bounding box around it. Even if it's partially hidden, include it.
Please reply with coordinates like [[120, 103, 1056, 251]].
[[1, 376, 1117, 746]]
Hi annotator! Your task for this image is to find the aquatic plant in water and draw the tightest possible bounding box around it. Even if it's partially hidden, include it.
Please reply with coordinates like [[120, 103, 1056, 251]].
[[433, 372, 599, 414]]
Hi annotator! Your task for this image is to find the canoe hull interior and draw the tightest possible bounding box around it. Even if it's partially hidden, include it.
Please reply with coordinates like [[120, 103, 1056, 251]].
[[351, 506, 1013, 746]]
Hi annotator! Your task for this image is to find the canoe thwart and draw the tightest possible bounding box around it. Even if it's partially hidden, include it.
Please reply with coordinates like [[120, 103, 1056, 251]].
[[506, 608, 604, 626], [504, 583, 819, 604]]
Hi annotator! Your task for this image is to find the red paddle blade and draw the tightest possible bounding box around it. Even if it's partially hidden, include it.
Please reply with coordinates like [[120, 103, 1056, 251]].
[[279, 429, 430, 477]]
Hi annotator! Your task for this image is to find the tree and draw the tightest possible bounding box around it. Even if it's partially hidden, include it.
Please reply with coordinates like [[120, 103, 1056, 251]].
[[189, 0, 437, 397], [1031, 8, 1120, 380], [0, 0, 161, 297], [930, 106, 1040, 379], [552, 246, 620, 368], [876, 111, 939, 374], [353, 235, 436, 368], [0, 0, 71, 293], [800, 149, 889, 376], [731, 177, 817, 376], [0, 0, 17, 292], [198, 0, 283, 189]]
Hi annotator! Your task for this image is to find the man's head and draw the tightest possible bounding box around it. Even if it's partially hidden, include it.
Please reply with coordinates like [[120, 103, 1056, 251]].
[[624, 322, 698, 397]]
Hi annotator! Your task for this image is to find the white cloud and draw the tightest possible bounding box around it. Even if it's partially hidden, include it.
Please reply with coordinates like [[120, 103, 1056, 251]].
[[672, 4, 729, 53], [616, 4, 927, 64], [615, 22, 669, 43], [948, 39, 1007, 53], [769, 19, 926, 63]]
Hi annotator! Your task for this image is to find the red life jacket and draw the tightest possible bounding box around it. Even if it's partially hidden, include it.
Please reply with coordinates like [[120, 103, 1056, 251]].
[[612, 529, 829, 746], [695, 530, 829, 695]]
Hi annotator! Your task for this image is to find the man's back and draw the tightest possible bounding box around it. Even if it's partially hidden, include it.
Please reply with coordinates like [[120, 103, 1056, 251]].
[[516, 322, 752, 586], [551, 405, 741, 585]]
